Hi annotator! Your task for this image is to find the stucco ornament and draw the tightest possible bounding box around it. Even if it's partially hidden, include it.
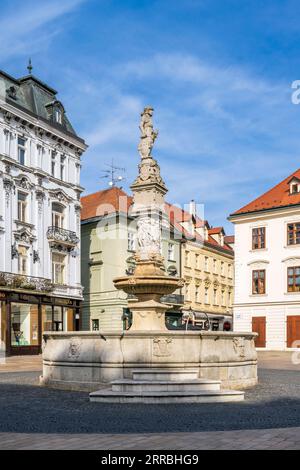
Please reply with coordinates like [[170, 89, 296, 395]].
[[153, 337, 173, 357], [68, 337, 82, 359], [138, 107, 158, 160], [233, 337, 246, 358], [137, 216, 161, 259]]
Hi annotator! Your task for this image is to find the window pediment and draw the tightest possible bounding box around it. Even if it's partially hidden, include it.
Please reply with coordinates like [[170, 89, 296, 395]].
[[247, 259, 269, 266]]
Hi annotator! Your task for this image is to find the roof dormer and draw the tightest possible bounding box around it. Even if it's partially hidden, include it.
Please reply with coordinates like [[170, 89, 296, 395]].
[[45, 100, 65, 126], [289, 177, 300, 195]]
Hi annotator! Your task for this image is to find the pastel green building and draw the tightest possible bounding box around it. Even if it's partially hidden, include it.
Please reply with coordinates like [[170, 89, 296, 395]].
[[81, 187, 183, 331]]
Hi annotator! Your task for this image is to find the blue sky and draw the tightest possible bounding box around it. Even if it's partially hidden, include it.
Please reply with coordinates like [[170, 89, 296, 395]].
[[1, 0, 300, 232]]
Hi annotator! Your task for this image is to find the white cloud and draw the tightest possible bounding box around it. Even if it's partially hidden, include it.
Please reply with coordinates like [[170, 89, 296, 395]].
[[50, 51, 300, 231], [0, 0, 87, 60]]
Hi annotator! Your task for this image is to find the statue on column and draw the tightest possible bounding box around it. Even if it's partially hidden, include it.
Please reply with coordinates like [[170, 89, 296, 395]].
[[138, 107, 158, 160]]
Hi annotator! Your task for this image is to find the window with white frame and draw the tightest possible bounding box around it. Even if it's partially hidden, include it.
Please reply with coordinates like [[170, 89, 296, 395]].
[[55, 108, 62, 124], [17, 137, 26, 165], [195, 253, 200, 270], [185, 282, 191, 301], [52, 253, 65, 284], [168, 243, 175, 261], [213, 259, 217, 273], [213, 288, 218, 305], [195, 284, 200, 303], [17, 192, 27, 222], [18, 245, 28, 275], [52, 203, 64, 228], [221, 290, 225, 306], [204, 287, 209, 304], [127, 232, 135, 251], [204, 256, 209, 271], [37, 145, 44, 169], [51, 151, 56, 177], [60, 155, 65, 180], [221, 261, 225, 276], [184, 250, 190, 266]]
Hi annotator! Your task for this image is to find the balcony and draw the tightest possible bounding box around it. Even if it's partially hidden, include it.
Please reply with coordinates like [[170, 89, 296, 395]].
[[0, 271, 53, 292], [47, 226, 79, 248]]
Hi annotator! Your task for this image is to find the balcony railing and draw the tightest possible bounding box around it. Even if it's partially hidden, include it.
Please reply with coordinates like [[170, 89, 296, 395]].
[[47, 226, 79, 246], [0, 271, 53, 292]]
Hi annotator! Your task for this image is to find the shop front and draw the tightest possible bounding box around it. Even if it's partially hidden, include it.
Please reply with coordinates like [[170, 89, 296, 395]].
[[0, 291, 81, 356]]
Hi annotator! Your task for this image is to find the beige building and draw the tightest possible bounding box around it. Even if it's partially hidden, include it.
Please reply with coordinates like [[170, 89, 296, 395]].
[[180, 220, 234, 330]]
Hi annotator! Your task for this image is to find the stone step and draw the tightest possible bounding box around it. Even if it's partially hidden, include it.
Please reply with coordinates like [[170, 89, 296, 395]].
[[111, 379, 221, 392], [89, 389, 245, 404], [132, 368, 199, 381]]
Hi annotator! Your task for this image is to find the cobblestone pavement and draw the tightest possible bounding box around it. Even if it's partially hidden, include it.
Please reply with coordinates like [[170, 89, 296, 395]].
[[0, 355, 42, 372], [0, 352, 300, 449], [1, 427, 300, 449]]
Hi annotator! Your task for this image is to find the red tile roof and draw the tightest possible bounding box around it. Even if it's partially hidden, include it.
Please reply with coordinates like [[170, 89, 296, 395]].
[[231, 168, 300, 216], [81, 187, 132, 220], [224, 235, 234, 245], [208, 226, 224, 235], [81, 187, 233, 254]]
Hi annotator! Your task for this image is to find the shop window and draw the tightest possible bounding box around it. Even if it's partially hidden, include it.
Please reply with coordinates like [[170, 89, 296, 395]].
[[0, 301, 6, 353], [42, 305, 53, 332], [10, 303, 38, 346], [92, 319, 99, 331], [53, 306, 63, 331]]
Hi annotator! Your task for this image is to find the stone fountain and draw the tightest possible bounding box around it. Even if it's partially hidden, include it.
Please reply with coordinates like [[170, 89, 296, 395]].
[[41, 107, 258, 402]]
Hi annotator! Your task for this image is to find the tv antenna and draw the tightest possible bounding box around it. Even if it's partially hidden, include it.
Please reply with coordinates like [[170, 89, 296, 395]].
[[100, 159, 126, 187]]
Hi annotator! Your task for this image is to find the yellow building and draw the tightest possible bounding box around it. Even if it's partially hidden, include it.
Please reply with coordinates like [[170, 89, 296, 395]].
[[180, 218, 234, 330]]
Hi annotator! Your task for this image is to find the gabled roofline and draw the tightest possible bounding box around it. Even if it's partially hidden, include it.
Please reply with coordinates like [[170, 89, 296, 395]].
[[228, 202, 300, 221], [0, 70, 19, 84], [19, 75, 58, 95]]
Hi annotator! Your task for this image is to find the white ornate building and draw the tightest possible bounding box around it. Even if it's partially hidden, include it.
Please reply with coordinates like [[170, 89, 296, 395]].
[[229, 168, 300, 350], [0, 68, 87, 355]]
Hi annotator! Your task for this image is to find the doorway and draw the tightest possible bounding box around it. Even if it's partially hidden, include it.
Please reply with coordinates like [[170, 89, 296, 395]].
[[252, 316, 266, 348]]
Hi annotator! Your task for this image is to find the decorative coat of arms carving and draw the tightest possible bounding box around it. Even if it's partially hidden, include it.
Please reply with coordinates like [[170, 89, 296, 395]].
[[233, 337, 245, 358], [153, 337, 172, 357], [68, 337, 82, 359]]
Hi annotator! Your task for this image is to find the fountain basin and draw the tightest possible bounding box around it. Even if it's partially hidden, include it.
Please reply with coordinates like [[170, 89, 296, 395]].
[[40, 330, 258, 392]]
